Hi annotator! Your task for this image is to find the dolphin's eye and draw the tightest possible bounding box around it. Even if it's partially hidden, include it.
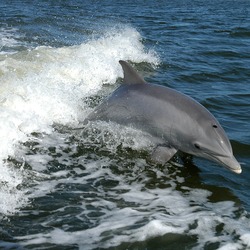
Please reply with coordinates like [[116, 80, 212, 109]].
[[212, 124, 218, 128], [194, 143, 201, 149]]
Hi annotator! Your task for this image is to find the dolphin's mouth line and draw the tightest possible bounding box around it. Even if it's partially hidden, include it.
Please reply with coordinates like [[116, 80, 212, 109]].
[[219, 160, 241, 173], [203, 148, 229, 158], [202, 152, 242, 174]]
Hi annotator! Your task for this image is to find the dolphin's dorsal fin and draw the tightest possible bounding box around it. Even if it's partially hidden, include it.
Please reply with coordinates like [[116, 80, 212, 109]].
[[119, 60, 146, 84]]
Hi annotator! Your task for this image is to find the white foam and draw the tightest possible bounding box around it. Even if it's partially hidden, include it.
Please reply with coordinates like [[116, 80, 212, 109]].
[[16, 174, 250, 250], [0, 25, 159, 215], [240, 233, 250, 247], [0, 166, 28, 215], [218, 243, 242, 250], [133, 220, 182, 241]]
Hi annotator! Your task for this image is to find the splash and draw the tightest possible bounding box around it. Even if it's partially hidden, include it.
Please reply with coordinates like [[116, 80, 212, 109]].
[[0, 26, 159, 215]]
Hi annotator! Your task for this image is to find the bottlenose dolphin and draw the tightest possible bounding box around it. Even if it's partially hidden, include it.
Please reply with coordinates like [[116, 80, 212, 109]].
[[86, 60, 242, 174]]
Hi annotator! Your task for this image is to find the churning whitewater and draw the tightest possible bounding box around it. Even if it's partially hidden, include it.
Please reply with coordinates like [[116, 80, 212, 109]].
[[0, 26, 159, 215]]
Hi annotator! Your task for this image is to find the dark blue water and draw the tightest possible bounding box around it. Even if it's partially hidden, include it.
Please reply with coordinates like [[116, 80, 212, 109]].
[[0, 0, 250, 249]]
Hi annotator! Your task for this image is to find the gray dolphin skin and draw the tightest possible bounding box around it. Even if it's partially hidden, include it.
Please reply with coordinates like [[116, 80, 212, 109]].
[[87, 60, 242, 174]]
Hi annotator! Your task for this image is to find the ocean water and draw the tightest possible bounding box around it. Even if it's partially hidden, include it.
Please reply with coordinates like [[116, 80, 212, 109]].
[[0, 0, 250, 249]]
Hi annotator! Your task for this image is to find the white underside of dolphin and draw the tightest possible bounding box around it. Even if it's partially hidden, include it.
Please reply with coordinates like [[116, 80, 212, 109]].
[[86, 60, 242, 174]]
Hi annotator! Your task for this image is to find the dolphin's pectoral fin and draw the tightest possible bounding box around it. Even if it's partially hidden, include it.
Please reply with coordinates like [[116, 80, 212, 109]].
[[151, 146, 177, 164]]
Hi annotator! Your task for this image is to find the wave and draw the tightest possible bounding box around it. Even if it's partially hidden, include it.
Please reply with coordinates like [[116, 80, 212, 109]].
[[0, 25, 159, 215]]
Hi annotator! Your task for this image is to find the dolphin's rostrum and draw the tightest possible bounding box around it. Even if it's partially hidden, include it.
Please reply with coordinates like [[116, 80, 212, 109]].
[[86, 60, 242, 174]]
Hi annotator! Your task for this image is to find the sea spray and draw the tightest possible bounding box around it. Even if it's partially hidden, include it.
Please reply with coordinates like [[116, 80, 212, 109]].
[[0, 26, 159, 215]]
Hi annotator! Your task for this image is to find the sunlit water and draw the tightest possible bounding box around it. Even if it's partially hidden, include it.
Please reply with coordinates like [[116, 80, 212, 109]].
[[0, 0, 250, 249]]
